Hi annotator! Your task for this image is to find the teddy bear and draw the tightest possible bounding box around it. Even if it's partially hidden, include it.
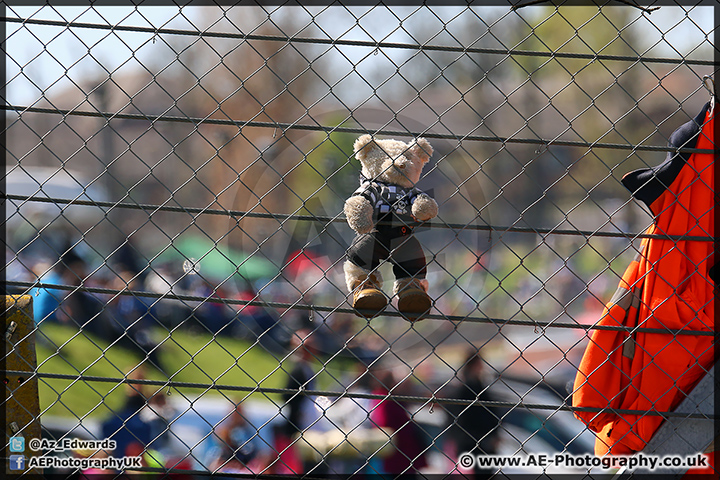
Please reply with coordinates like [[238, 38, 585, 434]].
[[343, 134, 438, 321]]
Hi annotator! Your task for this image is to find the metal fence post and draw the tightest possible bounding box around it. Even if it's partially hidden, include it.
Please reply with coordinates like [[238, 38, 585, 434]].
[[4, 295, 42, 475]]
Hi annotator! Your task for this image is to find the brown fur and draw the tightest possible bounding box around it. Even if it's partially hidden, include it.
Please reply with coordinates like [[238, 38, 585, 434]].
[[344, 135, 438, 314]]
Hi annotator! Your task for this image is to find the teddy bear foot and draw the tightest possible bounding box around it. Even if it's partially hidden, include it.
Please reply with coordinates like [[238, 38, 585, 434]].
[[395, 278, 432, 321], [351, 273, 387, 318]]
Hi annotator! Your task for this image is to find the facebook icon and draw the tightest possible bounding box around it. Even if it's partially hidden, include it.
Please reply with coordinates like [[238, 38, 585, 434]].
[[9, 455, 25, 471]]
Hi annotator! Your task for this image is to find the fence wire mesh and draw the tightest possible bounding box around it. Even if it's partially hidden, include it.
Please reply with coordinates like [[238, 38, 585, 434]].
[[3, 1, 718, 477]]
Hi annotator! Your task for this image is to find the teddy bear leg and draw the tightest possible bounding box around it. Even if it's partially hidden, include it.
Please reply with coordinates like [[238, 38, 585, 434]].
[[394, 277, 431, 321], [344, 261, 387, 318]]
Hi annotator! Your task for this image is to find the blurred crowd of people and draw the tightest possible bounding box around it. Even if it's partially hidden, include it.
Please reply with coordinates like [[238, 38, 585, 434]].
[[49, 333, 501, 476], [200, 333, 501, 476], [8, 232, 295, 372], [8, 232, 503, 476]]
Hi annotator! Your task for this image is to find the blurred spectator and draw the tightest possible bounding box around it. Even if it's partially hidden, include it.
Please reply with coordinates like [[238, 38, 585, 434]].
[[333, 363, 375, 433], [56, 249, 110, 340], [368, 365, 428, 475], [145, 265, 175, 297], [323, 363, 379, 474], [144, 265, 184, 329], [183, 276, 232, 335], [281, 329, 321, 436], [273, 329, 320, 474], [29, 260, 64, 325], [210, 403, 269, 473], [107, 270, 164, 372], [446, 349, 500, 474], [231, 286, 287, 353], [107, 238, 146, 281], [140, 389, 177, 457], [136, 389, 196, 478], [101, 367, 155, 458]]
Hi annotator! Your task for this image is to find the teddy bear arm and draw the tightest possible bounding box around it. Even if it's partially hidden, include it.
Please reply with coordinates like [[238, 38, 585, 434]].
[[412, 194, 438, 221], [344, 195, 374, 234]]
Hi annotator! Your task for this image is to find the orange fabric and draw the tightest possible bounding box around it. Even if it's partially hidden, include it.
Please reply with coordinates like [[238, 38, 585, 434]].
[[572, 106, 716, 456]]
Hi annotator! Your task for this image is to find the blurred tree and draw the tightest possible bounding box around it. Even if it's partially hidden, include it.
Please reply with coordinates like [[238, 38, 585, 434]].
[[176, 8, 334, 253], [450, 6, 678, 230]]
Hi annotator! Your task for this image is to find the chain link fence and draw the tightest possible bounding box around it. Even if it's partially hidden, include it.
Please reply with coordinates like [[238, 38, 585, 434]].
[[3, 2, 717, 477]]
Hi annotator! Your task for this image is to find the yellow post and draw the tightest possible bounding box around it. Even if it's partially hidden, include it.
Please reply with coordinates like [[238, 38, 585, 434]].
[[4, 295, 41, 475]]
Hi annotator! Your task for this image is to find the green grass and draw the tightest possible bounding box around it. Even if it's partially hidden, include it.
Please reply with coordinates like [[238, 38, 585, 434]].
[[159, 329, 286, 399], [36, 323, 143, 419], [35, 323, 286, 419]]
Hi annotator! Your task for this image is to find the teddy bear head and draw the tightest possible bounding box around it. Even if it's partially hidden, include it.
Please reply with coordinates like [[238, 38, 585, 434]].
[[353, 134, 433, 189]]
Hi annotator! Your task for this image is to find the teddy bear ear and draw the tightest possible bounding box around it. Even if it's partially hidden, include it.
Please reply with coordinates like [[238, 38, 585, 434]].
[[353, 134, 376, 161], [410, 137, 433, 161]]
